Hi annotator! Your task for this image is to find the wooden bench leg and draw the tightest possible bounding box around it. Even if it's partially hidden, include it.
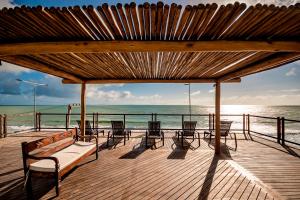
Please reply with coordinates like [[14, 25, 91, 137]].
[[26, 171, 33, 199], [55, 173, 61, 196]]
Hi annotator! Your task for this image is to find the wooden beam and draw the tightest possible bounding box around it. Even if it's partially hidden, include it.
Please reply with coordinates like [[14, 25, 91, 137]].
[[62, 78, 241, 84], [0, 55, 82, 83], [80, 83, 86, 139], [215, 80, 221, 155], [219, 53, 300, 82], [0, 41, 299, 55]]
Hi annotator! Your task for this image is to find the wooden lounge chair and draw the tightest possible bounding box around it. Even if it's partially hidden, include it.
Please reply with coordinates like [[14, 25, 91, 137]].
[[177, 121, 200, 147], [107, 121, 129, 146], [145, 121, 164, 148], [77, 120, 104, 141], [206, 120, 237, 150]]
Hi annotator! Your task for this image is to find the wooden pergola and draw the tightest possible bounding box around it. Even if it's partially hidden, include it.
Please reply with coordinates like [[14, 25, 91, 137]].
[[0, 2, 299, 154]]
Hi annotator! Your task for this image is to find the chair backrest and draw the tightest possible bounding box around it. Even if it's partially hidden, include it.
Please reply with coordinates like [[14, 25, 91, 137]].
[[77, 120, 93, 135], [182, 121, 197, 136], [148, 121, 161, 136], [220, 121, 232, 136], [111, 121, 124, 135]]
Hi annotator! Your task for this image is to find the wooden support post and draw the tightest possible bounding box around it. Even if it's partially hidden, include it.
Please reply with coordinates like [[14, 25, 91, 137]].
[[215, 80, 221, 154], [281, 117, 285, 146], [277, 117, 281, 144], [80, 83, 86, 139]]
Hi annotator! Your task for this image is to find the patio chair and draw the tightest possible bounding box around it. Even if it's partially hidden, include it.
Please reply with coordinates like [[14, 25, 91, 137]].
[[145, 121, 164, 148], [107, 121, 129, 147], [206, 120, 237, 149], [176, 121, 200, 147], [77, 120, 103, 141]]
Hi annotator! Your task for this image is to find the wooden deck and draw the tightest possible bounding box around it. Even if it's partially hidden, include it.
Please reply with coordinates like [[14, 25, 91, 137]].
[[0, 131, 299, 200]]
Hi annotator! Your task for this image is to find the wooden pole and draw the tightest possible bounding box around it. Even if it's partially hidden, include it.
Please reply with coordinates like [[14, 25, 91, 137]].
[[80, 83, 86, 139], [215, 80, 221, 154]]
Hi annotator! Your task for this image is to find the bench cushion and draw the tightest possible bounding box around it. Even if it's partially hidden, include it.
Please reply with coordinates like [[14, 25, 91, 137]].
[[30, 141, 95, 173]]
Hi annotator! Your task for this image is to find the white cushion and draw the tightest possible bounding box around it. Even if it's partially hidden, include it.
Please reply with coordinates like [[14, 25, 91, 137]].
[[30, 141, 95, 173]]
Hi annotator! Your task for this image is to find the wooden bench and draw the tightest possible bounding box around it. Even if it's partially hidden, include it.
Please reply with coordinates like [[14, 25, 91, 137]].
[[21, 128, 98, 197]]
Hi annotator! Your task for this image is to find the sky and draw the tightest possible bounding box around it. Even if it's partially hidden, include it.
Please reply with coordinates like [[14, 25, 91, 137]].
[[0, 0, 299, 106]]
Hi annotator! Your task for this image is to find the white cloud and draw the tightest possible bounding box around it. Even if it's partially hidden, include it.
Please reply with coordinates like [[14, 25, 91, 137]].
[[0, 0, 16, 8], [286, 67, 297, 76], [191, 90, 201, 96], [0, 61, 31, 74], [208, 89, 214, 93]]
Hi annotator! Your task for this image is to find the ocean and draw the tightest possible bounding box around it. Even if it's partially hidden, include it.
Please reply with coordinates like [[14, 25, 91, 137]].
[[0, 105, 299, 144]]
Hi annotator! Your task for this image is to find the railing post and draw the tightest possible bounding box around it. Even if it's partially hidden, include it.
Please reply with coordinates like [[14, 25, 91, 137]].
[[208, 113, 211, 130], [281, 117, 285, 146], [243, 114, 245, 135], [35, 112, 38, 131], [4, 114, 7, 137], [65, 114, 68, 130], [155, 113, 157, 121], [247, 114, 250, 135], [123, 114, 126, 129], [277, 117, 281, 144], [151, 113, 153, 121], [38, 113, 41, 131], [92, 113, 95, 129], [0, 115, 2, 138], [182, 114, 184, 129], [212, 114, 215, 130], [96, 112, 99, 131]]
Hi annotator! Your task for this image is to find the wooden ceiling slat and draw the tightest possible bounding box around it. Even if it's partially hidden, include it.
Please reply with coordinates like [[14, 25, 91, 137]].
[[150, 4, 157, 40], [130, 3, 140, 40], [117, 4, 132, 40], [170, 5, 182, 40], [165, 3, 177, 40], [84, 6, 111, 40], [138, 4, 145, 40], [160, 4, 169, 40], [124, 4, 135, 40], [143, 3, 151, 40], [111, 5, 127, 40], [174, 5, 191, 40], [155, 2, 163, 40]]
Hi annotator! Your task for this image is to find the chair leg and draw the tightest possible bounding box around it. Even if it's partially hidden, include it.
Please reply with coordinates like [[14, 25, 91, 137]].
[[198, 132, 200, 146], [55, 173, 60, 196], [106, 132, 110, 147], [26, 171, 33, 198], [234, 133, 237, 150]]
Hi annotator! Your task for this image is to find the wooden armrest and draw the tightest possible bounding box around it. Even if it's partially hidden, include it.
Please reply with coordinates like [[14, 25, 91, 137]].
[[27, 155, 60, 170]]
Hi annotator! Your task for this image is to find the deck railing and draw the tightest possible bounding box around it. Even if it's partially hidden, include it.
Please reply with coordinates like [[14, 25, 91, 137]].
[[0, 114, 7, 138], [33, 112, 300, 146]]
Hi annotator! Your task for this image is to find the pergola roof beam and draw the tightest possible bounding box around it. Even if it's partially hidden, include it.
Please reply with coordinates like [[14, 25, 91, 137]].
[[0, 40, 299, 56]]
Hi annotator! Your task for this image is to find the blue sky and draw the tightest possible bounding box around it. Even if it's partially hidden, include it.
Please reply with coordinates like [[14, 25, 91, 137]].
[[0, 0, 299, 105]]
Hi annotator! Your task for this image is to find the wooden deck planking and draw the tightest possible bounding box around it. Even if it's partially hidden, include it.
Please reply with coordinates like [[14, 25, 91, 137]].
[[0, 131, 299, 200]]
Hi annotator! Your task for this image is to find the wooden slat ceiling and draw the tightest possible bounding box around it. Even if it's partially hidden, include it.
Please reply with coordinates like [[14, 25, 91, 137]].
[[0, 2, 299, 83]]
